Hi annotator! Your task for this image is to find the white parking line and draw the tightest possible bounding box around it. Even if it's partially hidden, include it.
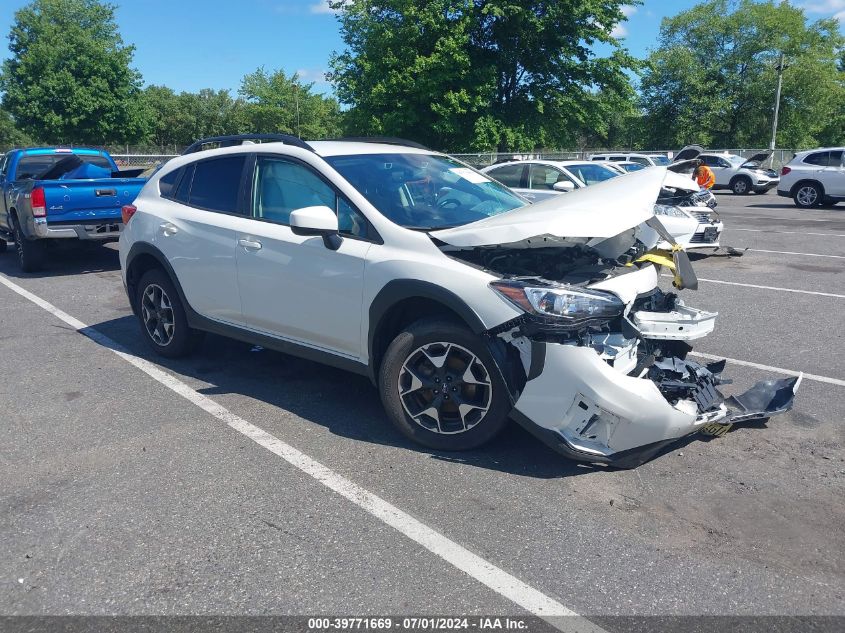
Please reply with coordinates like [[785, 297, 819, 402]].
[[690, 352, 845, 388], [697, 277, 845, 298], [0, 274, 603, 633], [746, 248, 845, 259], [730, 228, 845, 238], [661, 274, 845, 298]]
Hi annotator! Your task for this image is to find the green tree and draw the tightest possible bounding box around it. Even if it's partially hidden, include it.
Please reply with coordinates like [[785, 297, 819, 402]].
[[329, 0, 639, 151], [0, 0, 145, 145], [0, 107, 33, 147], [639, 0, 845, 149], [236, 68, 342, 139]]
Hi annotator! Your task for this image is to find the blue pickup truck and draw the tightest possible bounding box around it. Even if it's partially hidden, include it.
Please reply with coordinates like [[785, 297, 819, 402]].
[[0, 147, 147, 271]]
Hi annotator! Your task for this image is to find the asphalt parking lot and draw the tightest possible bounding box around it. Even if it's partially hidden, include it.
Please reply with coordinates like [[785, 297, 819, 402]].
[[0, 192, 842, 628]]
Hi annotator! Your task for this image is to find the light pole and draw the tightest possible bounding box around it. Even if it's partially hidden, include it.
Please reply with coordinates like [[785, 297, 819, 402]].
[[769, 52, 785, 168]]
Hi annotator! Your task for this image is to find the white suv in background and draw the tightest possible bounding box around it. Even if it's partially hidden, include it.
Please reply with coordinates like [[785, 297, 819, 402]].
[[589, 152, 671, 167], [698, 152, 779, 195], [118, 134, 798, 468], [777, 147, 845, 208]]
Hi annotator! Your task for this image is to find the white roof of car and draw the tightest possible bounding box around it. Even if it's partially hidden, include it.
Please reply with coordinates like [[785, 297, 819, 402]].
[[308, 141, 435, 157], [487, 159, 612, 168]]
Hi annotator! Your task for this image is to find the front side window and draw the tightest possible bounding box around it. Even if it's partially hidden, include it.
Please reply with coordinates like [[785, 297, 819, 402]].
[[487, 163, 525, 188], [829, 150, 843, 167], [563, 163, 619, 186], [324, 153, 525, 230], [188, 156, 246, 213], [253, 157, 370, 239], [529, 164, 573, 190]]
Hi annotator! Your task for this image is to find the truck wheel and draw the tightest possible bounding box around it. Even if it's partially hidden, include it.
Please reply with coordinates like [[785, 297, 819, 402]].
[[731, 176, 751, 195], [379, 318, 511, 451], [136, 268, 204, 358], [13, 223, 45, 272]]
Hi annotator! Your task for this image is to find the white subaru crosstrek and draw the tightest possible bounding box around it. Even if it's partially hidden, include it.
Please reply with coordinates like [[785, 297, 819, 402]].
[[119, 135, 798, 468]]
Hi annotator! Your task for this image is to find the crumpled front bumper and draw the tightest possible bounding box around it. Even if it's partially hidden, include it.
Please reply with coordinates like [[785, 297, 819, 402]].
[[510, 333, 800, 469]]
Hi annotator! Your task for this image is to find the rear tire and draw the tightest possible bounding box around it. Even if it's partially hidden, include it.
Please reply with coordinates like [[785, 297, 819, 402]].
[[13, 223, 45, 272], [794, 183, 822, 208], [136, 268, 204, 358], [731, 176, 751, 195], [379, 318, 511, 451]]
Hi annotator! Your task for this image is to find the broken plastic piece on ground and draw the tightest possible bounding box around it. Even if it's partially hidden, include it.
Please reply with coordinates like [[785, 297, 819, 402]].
[[725, 375, 802, 423]]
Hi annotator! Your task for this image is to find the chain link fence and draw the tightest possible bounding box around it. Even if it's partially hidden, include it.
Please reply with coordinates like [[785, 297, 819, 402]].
[[1, 144, 800, 171], [452, 148, 798, 170]]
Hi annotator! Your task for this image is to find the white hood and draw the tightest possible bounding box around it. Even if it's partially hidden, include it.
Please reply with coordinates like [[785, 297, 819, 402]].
[[662, 169, 699, 193], [431, 167, 668, 248]]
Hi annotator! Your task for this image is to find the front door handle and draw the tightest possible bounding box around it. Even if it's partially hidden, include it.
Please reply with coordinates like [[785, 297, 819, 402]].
[[160, 222, 178, 236], [238, 238, 262, 251]]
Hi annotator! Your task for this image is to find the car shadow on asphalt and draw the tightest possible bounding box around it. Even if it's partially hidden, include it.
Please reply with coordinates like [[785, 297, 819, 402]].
[[88, 313, 605, 480], [0, 241, 120, 278]]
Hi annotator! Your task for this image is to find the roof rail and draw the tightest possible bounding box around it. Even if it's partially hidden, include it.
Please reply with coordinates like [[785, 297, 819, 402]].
[[182, 134, 313, 155], [321, 136, 431, 151]]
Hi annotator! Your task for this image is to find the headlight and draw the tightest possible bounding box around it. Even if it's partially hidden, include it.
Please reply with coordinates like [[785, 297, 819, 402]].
[[490, 280, 625, 326], [654, 204, 690, 218]]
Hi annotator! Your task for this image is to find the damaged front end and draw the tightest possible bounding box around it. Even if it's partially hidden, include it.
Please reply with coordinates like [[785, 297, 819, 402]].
[[431, 168, 800, 468], [497, 279, 801, 469]]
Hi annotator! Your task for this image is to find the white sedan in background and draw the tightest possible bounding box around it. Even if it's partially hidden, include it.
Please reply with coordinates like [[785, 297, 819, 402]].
[[483, 159, 723, 251], [481, 159, 619, 202]]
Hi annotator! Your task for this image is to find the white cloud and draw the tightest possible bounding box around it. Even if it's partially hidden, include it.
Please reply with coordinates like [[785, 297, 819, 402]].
[[296, 68, 328, 83], [309, 1, 336, 14], [612, 4, 636, 37], [798, 0, 845, 21]]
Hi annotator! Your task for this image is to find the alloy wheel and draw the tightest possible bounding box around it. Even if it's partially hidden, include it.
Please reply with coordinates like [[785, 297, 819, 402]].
[[398, 342, 493, 434], [141, 283, 175, 346], [796, 186, 818, 207]]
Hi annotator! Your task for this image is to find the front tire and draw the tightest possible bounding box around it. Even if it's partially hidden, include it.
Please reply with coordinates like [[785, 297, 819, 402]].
[[379, 319, 511, 451], [731, 176, 751, 195], [136, 268, 204, 358], [13, 223, 45, 272], [794, 183, 822, 208]]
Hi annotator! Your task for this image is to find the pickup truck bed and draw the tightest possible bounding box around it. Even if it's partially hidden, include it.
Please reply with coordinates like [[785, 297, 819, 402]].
[[0, 148, 147, 271]]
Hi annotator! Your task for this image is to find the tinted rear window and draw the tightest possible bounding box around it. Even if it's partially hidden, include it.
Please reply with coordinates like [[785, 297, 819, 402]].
[[159, 168, 181, 198], [188, 156, 246, 213], [16, 153, 111, 179], [804, 152, 830, 166], [488, 164, 524, 187]]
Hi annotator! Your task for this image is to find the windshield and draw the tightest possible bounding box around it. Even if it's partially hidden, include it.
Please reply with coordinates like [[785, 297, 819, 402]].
[[622, 163, 646, 172], [323, 153, 525, 229], [647, 155, 670, 166], [564, 163, 619, 186]]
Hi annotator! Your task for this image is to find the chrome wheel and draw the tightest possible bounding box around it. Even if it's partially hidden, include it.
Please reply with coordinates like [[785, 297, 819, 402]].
[[796, 185, 819, 207], [398, 342, 492, 434], [141, 284, 175, 346]]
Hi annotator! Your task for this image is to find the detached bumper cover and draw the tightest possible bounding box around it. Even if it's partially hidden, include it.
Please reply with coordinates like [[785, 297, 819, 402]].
[[512, 343, 800, 468]]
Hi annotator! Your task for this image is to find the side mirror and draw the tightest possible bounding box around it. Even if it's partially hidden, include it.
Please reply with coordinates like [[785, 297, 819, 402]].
[[553, 181, 575, 192], [289, 205, 342, 250]]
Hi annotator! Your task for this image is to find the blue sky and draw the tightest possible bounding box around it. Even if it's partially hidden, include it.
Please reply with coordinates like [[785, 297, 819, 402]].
[[0, 0, 843, 96]]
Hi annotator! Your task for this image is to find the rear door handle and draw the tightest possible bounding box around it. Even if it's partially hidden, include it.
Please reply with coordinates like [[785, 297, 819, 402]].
[[238, 238, 262, 251], [159, 222, 178, 236]]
